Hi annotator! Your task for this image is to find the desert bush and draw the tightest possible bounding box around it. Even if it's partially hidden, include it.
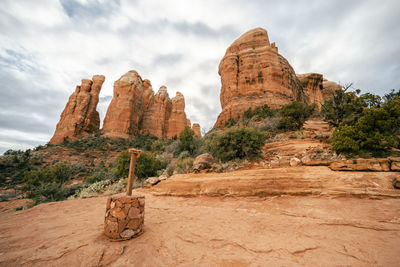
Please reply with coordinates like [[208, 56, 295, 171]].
[[165, 139, 182, 157], [206, 127, 266, 162], [179, 126, 195, 154], [225, 118, 237, 128], [22, 163, 77, 204], [176, 157, 194, 174], [135, 152, 163, 180], [114, 151, 130, 178], [178, 150, 191, 159], [332, 98, 400, 155], [278, 102, 315, 131]]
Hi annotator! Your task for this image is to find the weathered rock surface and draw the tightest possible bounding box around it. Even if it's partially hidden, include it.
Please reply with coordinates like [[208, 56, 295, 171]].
[[193, 153, 214, 172], [166, 92, 188, 139], [192, 123, 201, 137], [329, 158, 390, 172], [50, 75, 105, 144], [322, 79, 341, 99], [214, 28, 305, 128], [297, 73, 325, 110], [141, 86, 171, 138], [389, 157, 400, 171], [102, 70, 199, 139]]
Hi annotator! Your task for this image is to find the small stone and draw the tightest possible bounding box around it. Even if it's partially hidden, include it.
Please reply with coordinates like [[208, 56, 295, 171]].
[[290, 157, 301, 167], [105, 220, 118, 232], [126, 218, 142, 229], [118, 219, 128, 233], [111, 208, 126, 220], [106, 197, 111, 210], [120, 229, 138, 239], [110, 201, 115, 209], [119, 196, 134, 203], [128, 207, 140, 219], [393, 177, 400, 189], [138, 198, 145, 206], [159, 175, 168, 181]]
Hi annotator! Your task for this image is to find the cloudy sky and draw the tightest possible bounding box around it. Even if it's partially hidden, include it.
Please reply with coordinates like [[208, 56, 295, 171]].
[[0, 0, 399, 154]]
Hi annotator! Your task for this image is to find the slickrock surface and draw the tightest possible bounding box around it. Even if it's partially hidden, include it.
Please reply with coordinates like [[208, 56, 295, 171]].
[[50, 75, 105, 144], [1, 171, 399, 266], [102, 71, 199, 139], [214, 28, 305, 128]]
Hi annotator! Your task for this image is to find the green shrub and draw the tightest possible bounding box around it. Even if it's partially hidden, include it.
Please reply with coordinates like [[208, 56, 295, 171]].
[[135, 152, 163, 180], [179, 126, 195, 154], [114, 151, 130, 178], [225, 118, 237, 128], [176, 157, 194, 173], [278, 102, 315, 130], [207, 127, 266, 162], [22, 163, 76, 204], [332, 98, 400, 155]]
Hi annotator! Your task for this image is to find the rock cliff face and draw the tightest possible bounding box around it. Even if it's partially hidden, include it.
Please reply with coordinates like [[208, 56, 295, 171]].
[[214, 28, 305, 128], [214, 28, 341, 128], [50, 75, 105, 144], [102, 71, 153, 138], [102, 70, 198, 139], [297, 73, 324, 110], [297, 73, 341, 110]]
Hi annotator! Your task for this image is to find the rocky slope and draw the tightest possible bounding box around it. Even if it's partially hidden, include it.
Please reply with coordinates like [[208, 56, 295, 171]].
[[50, 75, 105, 144], [214, 28, 340, 128]]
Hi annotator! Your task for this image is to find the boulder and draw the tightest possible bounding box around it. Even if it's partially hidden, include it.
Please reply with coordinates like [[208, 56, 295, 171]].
[[214, 28, 305, 128], [329, 158, 390, 172], [50, 75, 105, 144], [143, 177, 160, 187], [389, 157, 400, 171], [290, 157, 301, 167], [193, 153, 214, 172], [393, 177, 400, 189]]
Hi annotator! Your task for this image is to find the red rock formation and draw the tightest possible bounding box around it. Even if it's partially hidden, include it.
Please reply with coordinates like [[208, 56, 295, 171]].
[[214, 28, 305, 128], [102, 71, 153, 138], [322, 79, 341, 100], [297, 73, 324, 110], [50, 75, 105, 144], [166, 92, 188, 139], [102, 70, 200, 139], [192, 123, 201, 137], [141, 86, 171, 138], [297, 74, 341, 109]]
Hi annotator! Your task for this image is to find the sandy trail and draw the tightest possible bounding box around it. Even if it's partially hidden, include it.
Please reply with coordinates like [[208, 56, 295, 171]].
[[0, 166, 399, 266]]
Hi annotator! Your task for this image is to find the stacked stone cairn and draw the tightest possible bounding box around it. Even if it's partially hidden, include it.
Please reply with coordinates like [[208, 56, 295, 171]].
[[104, 195, 145, 240]]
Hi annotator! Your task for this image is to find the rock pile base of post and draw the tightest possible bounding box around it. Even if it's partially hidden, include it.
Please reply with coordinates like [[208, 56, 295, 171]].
[[104, 195, 145, 240]]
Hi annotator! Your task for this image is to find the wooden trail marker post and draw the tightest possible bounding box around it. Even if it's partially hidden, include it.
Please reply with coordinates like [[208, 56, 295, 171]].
[[126, 148, 142, 196], [104, 148, 145, 240]]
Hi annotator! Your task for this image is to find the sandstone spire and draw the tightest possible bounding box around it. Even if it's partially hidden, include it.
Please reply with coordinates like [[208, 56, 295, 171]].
[[49, 75, 105, 144], [102, 71, 153, 138], [101, 70, 199, 139]]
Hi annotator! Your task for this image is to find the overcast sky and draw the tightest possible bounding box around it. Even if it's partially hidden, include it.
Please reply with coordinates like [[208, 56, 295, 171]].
[[0, 0, 399, 154]]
